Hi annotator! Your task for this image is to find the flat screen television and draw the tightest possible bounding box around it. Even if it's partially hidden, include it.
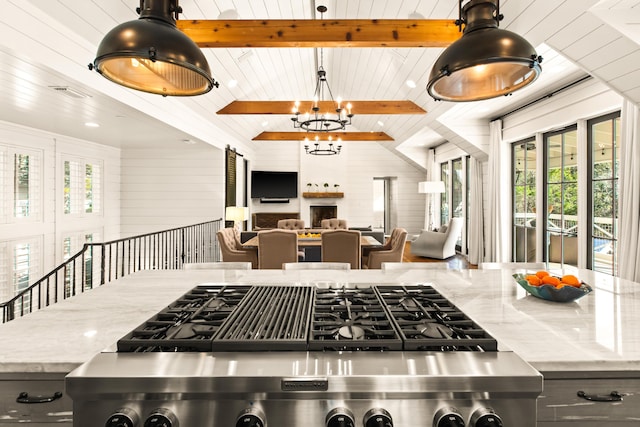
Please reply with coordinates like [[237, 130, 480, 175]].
[[251, 171, 298, 199]]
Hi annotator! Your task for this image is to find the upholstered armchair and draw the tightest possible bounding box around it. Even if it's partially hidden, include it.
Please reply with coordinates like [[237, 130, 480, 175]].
[[410, 218, 463, 259], [321, 229, 361, 269], [320, 218, 348, 230], [257, 229, 300, 269], [363, 227, 407, 269], [216, 228, 258, 268], [277, 219, 306, 230]]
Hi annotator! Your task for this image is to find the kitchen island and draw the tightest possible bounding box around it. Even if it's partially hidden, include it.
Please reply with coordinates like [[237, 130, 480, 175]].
[[0, 267, 639, 425]]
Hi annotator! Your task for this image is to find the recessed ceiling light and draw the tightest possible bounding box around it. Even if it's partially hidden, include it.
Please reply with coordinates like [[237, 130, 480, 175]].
[[85, 122, 100, 127], [261, 121, 269, 127], [406, 80, 417, 88], [228, 79, 238, 88], [377, 121, 384, 127], [182, 139, 196, 144]]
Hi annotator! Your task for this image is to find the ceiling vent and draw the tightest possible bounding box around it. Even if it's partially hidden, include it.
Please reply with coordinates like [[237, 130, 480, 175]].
[[49, 86, 91, 99]]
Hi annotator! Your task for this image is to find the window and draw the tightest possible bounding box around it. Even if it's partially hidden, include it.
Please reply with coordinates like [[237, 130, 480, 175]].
[[588, 112, 620, 275], [452, 158, 463, 248], [512, 139, 537, 262], [545, 126, 578, 265], [0, 147, 41, 223], [440, 162, 450, 226], [64, 158, 102, 215], [0, 238, 41, 306]]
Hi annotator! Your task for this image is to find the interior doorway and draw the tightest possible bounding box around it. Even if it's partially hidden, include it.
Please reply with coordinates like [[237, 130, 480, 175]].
[[373, 177, 395, 234]]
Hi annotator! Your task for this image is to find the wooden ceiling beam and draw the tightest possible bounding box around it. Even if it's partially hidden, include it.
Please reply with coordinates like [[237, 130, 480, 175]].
[[252, 132, 394, 141], [176, 19, 461, 48], [217, 100, 426, 115]]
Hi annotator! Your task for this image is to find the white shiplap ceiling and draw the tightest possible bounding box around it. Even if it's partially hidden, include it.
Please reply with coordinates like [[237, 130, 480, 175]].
[[1, 0, 639, 167]]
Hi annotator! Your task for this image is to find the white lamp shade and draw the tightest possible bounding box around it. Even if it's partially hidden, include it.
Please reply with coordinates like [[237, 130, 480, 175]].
[[418, 181, 446, 194], [225, 206, 249, 222]]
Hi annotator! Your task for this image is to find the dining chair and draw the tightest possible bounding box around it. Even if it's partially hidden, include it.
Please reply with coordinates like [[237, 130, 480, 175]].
[[257, 229, 299, 269], [320, 218, 348, 229], [184, 261, 252, 270], [363, 228, 407, 269], [381, 262, 450, 270], [479, 262, 547, 270], [283, 262, 350, 270], [321, 229, 361, 269], [216, 228, 258, 269], [276, 219, 306, 230]]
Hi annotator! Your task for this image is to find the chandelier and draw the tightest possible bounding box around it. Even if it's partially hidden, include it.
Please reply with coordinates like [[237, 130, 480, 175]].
[[304, 135, 342, 156], [292, 5, 353, 133]]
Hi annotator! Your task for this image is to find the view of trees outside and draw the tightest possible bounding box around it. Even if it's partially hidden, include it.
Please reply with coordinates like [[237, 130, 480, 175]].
[[589, 113, 620, 275], [440, 162, 449, 226], [14, 154, 29, 218], [546, 127, 578, 265], [513, 140, 536, 261]]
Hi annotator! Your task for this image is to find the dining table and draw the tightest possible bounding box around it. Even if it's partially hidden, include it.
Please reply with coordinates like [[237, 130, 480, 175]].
[[242, 234, 382, 248]]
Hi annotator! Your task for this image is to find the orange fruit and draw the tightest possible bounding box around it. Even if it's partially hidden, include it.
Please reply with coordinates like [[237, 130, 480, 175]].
[[541, 276, 561, 286], [555, 283, 566, 289], [561, 274, 581, 287], [525, 275, 541, 286], [535, 270, 550, 279]]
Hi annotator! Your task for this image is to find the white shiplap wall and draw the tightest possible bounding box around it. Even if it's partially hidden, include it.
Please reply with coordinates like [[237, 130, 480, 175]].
[[249, 141, 425, 234], [120, 145, 226, 236], [0, 120, 121, 273]]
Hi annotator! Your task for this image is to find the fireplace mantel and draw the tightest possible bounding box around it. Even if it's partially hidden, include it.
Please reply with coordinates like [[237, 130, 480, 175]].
[[302, 192, 344, 198]]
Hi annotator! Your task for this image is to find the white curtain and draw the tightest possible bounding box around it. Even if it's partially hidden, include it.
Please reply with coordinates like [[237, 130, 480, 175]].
[[485, 119, 509, 262], [468, 157, 484, 264], [618, 100, 640, 281]]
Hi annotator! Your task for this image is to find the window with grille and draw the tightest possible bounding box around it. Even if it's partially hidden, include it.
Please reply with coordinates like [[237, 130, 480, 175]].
[[64, 158, 102, 215]]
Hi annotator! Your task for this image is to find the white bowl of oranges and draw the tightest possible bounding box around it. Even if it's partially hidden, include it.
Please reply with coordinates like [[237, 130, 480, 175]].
[[513, 270, 592, 303]]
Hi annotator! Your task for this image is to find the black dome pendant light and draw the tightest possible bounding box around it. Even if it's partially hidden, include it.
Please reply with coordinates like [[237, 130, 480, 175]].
[[427, 0, 542, 102], [89, 0, 217, 96]]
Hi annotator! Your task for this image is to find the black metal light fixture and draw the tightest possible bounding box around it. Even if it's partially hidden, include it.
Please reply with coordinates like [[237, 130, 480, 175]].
[[89, 0, 217, 96], [304, 135, 342, 156], [427, 0, 543, 102], [292, 5, 353, 132]]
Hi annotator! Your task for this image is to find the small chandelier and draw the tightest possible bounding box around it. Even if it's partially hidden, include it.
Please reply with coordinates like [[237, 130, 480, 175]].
[[304, 135, 342, 156], [292, 5, 353, 132]]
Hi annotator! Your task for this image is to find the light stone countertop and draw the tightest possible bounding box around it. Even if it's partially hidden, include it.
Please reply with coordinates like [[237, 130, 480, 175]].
[[0, 267, 638, 375]]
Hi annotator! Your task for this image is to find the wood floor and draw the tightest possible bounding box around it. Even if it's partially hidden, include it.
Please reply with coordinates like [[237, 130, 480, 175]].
[[402, 241, 477, 269]]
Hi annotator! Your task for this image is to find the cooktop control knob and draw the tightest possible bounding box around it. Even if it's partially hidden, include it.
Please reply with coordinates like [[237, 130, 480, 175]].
[[326, 407, 355, 427], [236, 408, 266, 427], [144, 408, 177, 427], [470, 408, 503, 427], [106, 408, 139, 427], [433, 407, 465, 427], [363, 408, 393, 427]]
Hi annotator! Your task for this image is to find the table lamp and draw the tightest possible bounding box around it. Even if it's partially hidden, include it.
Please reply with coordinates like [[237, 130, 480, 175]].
[[225, 206, 249, 231], [418, 181, 446, 230]]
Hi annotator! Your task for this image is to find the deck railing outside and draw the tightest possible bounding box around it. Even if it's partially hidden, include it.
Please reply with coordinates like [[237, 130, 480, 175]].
[[1, 219, 223, 323]]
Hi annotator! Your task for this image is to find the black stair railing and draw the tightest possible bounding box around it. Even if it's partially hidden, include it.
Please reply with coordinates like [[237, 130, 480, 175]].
[[1, 219, 223, 323]]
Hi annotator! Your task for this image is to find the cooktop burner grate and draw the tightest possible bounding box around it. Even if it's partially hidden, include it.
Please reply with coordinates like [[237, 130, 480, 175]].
[[117, 284, 251, 352], [308, 286, 403, 351], [375, 284, 498, 351]]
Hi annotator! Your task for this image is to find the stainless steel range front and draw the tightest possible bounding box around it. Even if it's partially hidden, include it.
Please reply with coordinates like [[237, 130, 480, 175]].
[[66, 284, 542, 427]]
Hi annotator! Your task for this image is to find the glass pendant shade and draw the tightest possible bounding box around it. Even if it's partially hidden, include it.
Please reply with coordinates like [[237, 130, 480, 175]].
[[427, 0, 542, 102], [91, 0, 214, 96]]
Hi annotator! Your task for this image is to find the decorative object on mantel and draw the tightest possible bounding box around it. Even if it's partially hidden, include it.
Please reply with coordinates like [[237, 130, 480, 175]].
[[306, 183, 312, 192], [291, 5, 353, 133], [302, 192, 344, 198], [334, 184, 340, 192], [304, 135, 342, 156]]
